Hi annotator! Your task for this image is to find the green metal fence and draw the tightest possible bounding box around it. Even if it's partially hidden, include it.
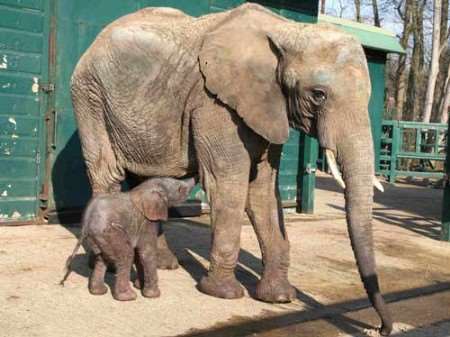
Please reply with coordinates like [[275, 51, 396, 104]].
[[379, 120, 447, 183]]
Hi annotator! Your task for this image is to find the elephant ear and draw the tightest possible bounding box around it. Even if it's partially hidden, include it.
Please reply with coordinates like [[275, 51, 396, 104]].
[[130, 188, 168, 221], [199, 22, 289, 144]]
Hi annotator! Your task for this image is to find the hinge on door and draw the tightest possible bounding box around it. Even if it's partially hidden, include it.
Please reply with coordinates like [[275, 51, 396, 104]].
[[305, 164, 317, 175], [41, 83, 55, 93]]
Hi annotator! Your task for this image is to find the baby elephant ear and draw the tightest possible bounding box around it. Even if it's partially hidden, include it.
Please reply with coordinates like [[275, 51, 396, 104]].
[[131, 189, 168, 221]]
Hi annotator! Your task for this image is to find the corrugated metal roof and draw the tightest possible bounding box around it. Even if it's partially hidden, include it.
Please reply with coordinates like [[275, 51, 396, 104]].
[[319, 14, 405, 54]]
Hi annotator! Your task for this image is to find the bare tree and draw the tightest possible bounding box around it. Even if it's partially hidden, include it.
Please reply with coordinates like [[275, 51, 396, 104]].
[[321, 0, 327, 14], [439, 63, 450, 123], [404, 0, 427, 121], [431, 0, 449, 122], [422, 0, 442, 123], [354, 0, 362, 22], [372, 0, 381, 27], [336, 0, 349, 18], [324, 0, 450, 126], [395, 0, 415, 119]]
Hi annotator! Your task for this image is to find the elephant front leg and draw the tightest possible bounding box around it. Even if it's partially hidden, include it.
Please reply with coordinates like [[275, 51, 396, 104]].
[[246, 157, 296, 303], [199, 178, 249, 299], [191, 101, 251, 299], [137, 223, 160, 298]]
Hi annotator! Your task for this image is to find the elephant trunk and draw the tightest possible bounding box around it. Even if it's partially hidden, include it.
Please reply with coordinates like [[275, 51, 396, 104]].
[[337, 132, 393, 336]]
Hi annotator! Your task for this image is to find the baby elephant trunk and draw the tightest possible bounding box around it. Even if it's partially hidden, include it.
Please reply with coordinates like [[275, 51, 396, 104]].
[[182, 176, 197, 191]]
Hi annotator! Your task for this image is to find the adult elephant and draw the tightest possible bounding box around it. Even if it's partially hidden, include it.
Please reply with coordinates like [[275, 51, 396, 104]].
[[71, 4, 392, 335]]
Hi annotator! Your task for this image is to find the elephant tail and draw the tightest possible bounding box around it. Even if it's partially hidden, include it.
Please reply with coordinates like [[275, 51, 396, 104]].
[[59, 228, 87, 286]]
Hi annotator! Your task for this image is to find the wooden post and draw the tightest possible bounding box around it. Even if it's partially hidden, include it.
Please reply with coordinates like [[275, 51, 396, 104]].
[[298, 134, 318, 214], [389, 122, 400, 183]]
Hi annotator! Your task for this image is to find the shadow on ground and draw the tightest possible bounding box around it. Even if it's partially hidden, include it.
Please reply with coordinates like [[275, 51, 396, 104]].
[[174, 282, 450, 337], [62, 219, 261, 297], [315, 175, 443, 240], [61, 216, 450, 337]]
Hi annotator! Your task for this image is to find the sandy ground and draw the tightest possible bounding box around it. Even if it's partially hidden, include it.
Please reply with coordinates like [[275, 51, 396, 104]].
[[1, 174, 449, 337]]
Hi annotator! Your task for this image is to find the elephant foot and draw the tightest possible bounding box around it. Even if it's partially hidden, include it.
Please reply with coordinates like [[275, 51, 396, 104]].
[[380, 325, 393, 337], [142, 286, 161, 298], [255, 276, 296, 303], [89, 283, 108, 296], [113, 287, 137, 301], [198, 275, 244, 299], [157, 249, 179, 270]]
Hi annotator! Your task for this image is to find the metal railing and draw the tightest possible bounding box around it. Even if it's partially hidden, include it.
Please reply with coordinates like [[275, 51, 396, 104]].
[[379, 120, 447, 183]]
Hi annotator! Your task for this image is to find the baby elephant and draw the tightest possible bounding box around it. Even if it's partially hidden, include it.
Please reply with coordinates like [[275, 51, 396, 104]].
[[61, 177, 196, 301]]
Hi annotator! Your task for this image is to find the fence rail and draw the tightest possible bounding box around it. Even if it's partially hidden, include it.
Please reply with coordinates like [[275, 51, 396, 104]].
[[379, 120, 447, 183]]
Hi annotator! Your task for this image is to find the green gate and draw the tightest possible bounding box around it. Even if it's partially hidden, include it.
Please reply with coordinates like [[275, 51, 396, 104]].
[[0, 0, 50, 222], [380, 120, 447, 182]]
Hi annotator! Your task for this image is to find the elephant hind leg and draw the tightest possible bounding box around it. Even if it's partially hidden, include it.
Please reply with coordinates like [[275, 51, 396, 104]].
[[88, 253, 108, 295], [71, 78, 124, 195], [92, 227, 136, 301]]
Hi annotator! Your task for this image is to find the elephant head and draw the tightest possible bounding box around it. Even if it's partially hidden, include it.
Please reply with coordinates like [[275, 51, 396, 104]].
[[130, 177, 196, 221], [199, 6, 392, 335]]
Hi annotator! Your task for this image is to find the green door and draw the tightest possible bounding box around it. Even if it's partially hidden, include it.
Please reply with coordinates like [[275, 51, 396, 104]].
[[0, 0, 50, 222], [50, 0, 212, 214], [50, 0, 319, 216], [366, 52, 387, 173]]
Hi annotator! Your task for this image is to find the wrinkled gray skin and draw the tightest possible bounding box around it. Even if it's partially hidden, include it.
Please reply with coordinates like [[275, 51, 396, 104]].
[[71, 4, 392, 334], [61, 177, 196, 301]]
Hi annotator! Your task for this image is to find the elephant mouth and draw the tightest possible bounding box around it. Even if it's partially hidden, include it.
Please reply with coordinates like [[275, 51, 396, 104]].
[[323, 148, 384, 192]]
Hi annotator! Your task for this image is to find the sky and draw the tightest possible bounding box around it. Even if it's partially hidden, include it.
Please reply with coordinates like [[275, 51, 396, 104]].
[[324, 0, 404, 36]]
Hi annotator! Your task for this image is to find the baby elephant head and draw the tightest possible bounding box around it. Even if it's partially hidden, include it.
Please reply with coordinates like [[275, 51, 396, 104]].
[[130, 177, 196, 221]]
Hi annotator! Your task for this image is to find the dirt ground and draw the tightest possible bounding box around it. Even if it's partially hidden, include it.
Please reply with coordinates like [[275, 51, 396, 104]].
[[1, 173, 449, 337]]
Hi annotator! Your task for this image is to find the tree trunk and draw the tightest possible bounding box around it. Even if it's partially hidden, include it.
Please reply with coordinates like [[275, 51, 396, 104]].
[[372, 0, 381, 27], [405, 0, 426, 121], [394, 0, 414, 119], [440, 0, 449, 43], [431, 0, 449, 122], [320, 0, 326, 14], [439, 64, 450, 124], [354, 0, 362, 22], [395, 61, 407, 120], [422, 0, 442, 123]]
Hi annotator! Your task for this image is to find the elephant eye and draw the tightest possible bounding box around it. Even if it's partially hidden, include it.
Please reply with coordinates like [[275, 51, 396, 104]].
[[311, 88, 327, 106]]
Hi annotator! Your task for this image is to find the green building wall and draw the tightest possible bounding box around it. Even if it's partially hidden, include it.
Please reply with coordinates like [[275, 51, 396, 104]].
[[0, 0, 399, 222], [49, 0, 319, 215]]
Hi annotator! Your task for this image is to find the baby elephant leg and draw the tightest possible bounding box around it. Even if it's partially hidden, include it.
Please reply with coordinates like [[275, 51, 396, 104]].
[[88, 253, 108, 295], [94, 225, 136, 301], [136, 223, 160, 298]]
